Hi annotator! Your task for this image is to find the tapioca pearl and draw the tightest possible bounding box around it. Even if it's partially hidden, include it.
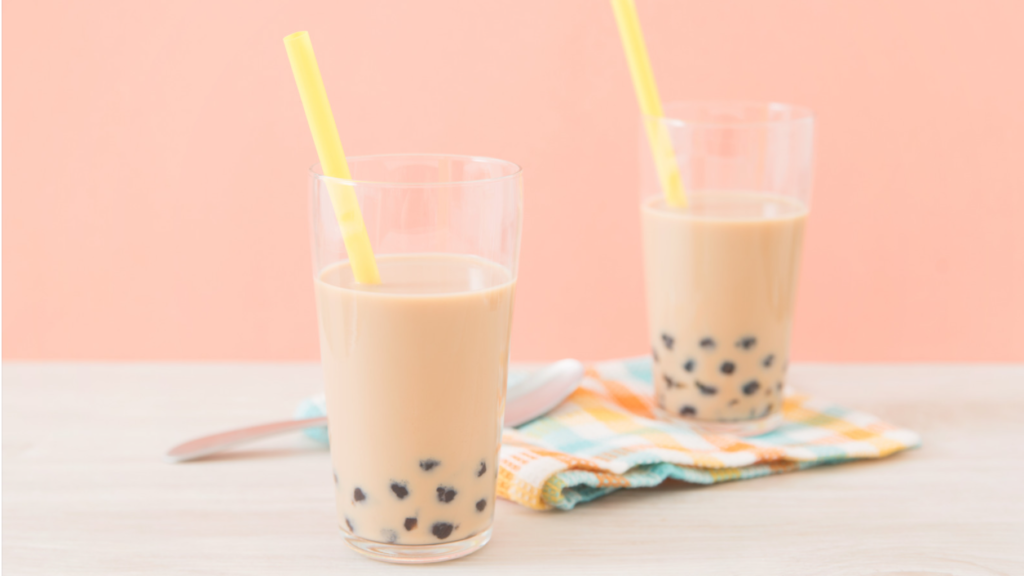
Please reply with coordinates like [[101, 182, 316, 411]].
[[353, 488, 366, 503], [431, 522, 456, 540], [477, 461, 487, 477], [683, 359, 695, 373], [679, 405, 697, 417], [476, 498, 487, 512], [763, 354, 775, 368], [736, 336, 757, 350], [332, 471, 338, 485], [436, 486, 457, 503], [728, 398, 739, 406], [720, 361, 735, 375], [742, 380, 761, 396], [381, 529, 398, 544], [390, 482, 409, 500], [420, 459, 440, 471], [699, 337, 716, 350], [695, 381, 718, 395], [345, 517, 355, 532], [664, 374, 683, 389], [661, 333, 675, 350], [776, 381, 783, 392], [404, 517, 418, 531], [763, 403, 774, 417], [652, 347, 659, 362]]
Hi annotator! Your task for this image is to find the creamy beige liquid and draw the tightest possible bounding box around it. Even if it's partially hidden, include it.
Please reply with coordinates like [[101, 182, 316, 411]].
[[315, 254, 515, 545], [642, 191, 807, 423]]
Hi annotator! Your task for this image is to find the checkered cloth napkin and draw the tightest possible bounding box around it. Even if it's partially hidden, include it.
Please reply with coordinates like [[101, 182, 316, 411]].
[[297, 358, 921, 511]]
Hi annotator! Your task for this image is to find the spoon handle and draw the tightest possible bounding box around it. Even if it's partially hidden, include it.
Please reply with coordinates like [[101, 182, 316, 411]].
[[166, 416, 328, 463]]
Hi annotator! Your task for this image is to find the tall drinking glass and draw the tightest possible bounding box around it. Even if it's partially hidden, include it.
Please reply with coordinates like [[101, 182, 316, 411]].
[[309, 154, 522, 563], [641, 102, 814, 436]]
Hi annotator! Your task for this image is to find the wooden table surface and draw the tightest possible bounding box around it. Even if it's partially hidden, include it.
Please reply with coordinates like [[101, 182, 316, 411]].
[[3, 363, 1023, 575]]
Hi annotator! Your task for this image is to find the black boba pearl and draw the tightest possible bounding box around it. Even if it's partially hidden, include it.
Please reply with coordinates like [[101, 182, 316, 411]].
[[736, 336, 757, 350], [729, 398, 739, 406], [477, 461, 487, 477], [720, 361, 735, 375], [436, 486, 457, 503], [699, 337, 716, 350], [663, 374, 677, 389], [345, 517, 355, 532], [420, 459, 440, 471], [431, 522, 455, 540], [476, 498, 487, 512], [683, 359, 695, 373], [742, 380, 761, 395], [404, 517, 418, 531], [382, 529, 398, 544], [353, 488, 366, 502], [652, 347, 659, 362], [695, 381, 718, 396], [390, 482, 409, 499], [763, 354, 775, 368], [679, 405, 697, 417], [662, 333, 675, 350]]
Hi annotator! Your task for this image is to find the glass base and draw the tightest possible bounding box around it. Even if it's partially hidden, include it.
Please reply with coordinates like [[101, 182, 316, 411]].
[[340, 526, 492, 564], [674, 410, 783, 437]]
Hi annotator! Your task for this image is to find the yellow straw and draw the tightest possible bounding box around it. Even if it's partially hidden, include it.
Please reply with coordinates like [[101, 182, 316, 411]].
[[610, 0, 688, 208], [284, 31, 380, 284]]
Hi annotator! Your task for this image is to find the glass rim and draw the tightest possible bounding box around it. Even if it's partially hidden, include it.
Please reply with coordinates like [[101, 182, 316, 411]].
[[647, 100, 814, 128], [309, 153, 523, 188]]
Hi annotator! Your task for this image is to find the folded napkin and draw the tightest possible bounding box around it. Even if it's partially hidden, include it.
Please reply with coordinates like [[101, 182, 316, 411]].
[[297, 358, 921, 511]]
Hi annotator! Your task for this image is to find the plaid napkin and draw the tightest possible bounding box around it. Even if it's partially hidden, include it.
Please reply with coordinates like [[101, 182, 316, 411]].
[[297, 358, 921, 511]]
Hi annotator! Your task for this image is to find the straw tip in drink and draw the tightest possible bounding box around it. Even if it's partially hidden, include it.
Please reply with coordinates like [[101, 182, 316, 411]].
[[284, 31, 309, 43]]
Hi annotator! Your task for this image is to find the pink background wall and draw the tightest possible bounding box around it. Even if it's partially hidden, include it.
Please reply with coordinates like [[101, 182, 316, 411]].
[[4, 0, 1023, 362]]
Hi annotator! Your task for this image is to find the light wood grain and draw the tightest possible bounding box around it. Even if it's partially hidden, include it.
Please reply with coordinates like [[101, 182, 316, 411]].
[[3, 363, 1023, 575]]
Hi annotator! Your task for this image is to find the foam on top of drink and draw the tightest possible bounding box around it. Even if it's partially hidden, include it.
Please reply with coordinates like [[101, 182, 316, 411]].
[[320, 253, 513, 296], [644, 190, 807, 221]]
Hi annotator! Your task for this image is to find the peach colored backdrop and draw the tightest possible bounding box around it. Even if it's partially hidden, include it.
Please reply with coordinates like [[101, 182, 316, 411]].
[[4, 0, 1023, 362]]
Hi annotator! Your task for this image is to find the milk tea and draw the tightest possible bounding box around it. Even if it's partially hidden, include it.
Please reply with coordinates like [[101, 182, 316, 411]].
[[642, 191, 806, 427], [315, 254, 515, 545]]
